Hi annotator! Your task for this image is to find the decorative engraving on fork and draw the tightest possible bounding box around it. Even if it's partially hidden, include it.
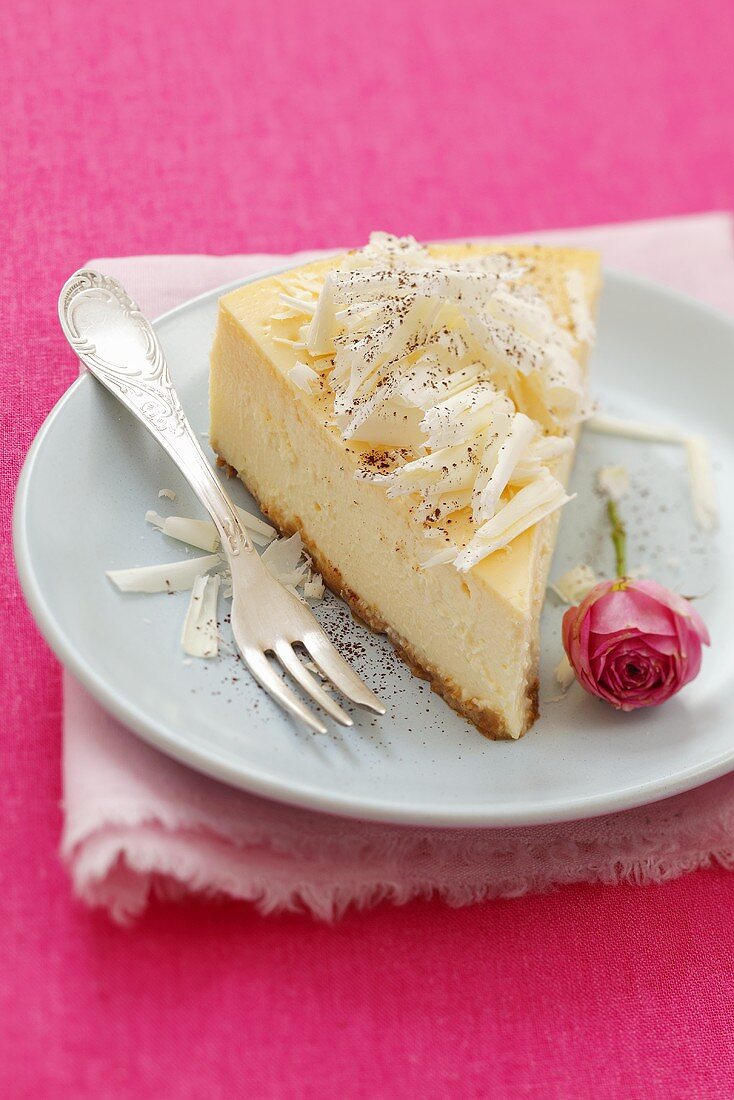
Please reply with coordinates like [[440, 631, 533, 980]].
[[219, 513, 243, 556], [60, 270, 187, 437], [60, 269, 247, 559]]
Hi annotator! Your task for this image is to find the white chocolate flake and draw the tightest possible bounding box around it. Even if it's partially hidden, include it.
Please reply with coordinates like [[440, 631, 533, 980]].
[[260, 531, 305, 582], [473, 412, 537, 524], [554, 654, 576, 691], [279, 292, 317, 317], [107, 553, 223, 593], [303, 573, 325, 600], [585, 414, 685, 445], [235, 506, 277, 546], [685, 434, 718, 532], [455, 473, 574, 571], [288, 360, 319, 394], [596, 465, 630, 502], [146, 510, 220, 553], [551, 563, 599, 604], [181, 573, 221, 658]]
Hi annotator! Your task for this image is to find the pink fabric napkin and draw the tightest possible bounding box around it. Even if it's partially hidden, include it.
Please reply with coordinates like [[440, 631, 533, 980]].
[[64, 213, 734, 922]]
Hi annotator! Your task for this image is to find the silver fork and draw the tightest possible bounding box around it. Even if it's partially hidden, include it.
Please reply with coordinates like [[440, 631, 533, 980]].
[[58, 269, 385, 734]]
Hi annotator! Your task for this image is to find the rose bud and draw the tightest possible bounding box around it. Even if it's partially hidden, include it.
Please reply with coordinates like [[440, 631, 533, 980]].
[[562, 578, 710, 711]]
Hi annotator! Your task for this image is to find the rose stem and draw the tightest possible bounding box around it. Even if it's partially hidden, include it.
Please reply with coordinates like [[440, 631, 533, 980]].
[[607, 499, 628, 578]]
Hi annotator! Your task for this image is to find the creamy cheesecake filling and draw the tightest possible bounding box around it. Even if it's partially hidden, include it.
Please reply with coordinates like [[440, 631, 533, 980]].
[[211, 308, 548, 736], [210, 240, 600, 739]]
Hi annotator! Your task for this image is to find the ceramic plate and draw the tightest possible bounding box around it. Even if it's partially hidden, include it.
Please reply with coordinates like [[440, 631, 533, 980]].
[[14, 266, 734, 826]]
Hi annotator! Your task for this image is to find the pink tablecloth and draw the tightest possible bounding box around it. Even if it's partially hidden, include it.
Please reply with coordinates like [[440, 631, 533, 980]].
[[4, 2, 734, 1096]]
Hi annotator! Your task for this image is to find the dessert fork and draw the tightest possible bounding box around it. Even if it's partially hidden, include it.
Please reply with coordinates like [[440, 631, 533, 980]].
[[58, 270, 385, 734]]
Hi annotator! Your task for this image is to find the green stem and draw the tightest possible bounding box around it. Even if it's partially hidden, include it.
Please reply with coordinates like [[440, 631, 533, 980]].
[[607, 499, 627, 578]]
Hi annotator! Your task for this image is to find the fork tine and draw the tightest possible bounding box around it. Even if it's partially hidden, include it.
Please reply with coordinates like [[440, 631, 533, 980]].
[[302, 630, 387, 715], [243, 648, 328, 734], [274, 642, 354, 728]]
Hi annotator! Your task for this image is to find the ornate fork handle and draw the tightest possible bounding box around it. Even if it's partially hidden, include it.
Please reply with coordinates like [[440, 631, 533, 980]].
[[58, 268, 386, 731], [59, 269, 250, 559]]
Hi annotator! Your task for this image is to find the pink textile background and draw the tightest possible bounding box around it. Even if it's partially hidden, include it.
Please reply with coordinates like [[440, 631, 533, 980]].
[[3, 1, 734, 1097]]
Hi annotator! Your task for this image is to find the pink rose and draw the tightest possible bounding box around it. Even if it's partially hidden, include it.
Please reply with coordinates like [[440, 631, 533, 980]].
[[562, 578, 710, 711]]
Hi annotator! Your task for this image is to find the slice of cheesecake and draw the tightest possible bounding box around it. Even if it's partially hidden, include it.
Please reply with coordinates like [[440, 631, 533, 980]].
[[210, 235, 600, 739]]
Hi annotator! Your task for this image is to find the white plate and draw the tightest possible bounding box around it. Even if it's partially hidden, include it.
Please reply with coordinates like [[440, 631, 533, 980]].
[[14, 266, 734, 826]]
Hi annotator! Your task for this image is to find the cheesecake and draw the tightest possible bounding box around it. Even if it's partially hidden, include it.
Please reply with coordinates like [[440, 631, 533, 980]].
[[210, 235, 600, 739]]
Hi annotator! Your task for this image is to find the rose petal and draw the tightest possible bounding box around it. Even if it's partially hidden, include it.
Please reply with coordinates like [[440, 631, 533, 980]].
[[671, 614, 706, 671], [676, 634, 704, 688], [588, 586, 678, 638], [630, 578, 711, 645], [588, 628, 650, 661], [570, 580, 616, 627], [591, 633, 681, 663], [633, 632, 682, 657], [562, 605, 594, 684]]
